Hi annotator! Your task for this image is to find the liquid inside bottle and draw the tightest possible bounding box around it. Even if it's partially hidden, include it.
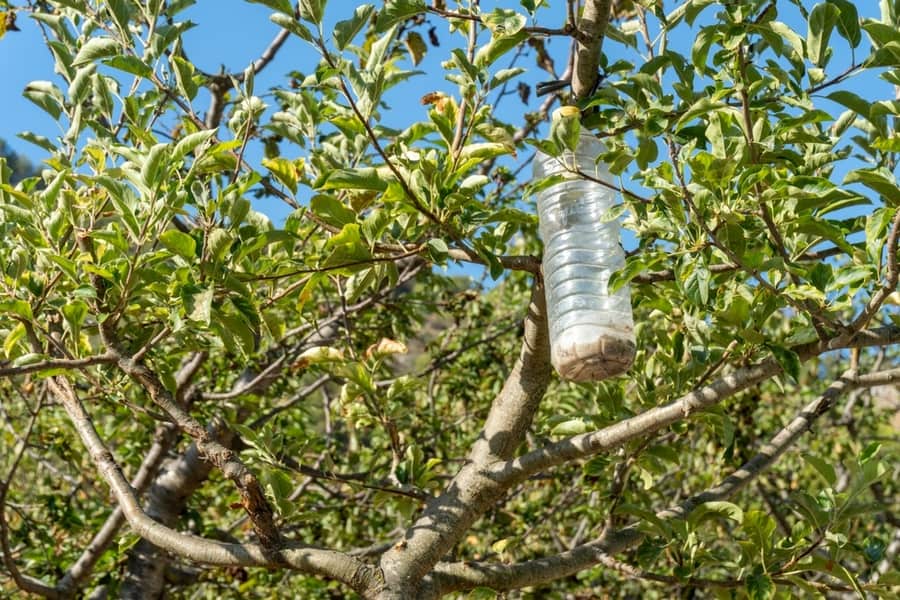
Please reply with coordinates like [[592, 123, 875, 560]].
[[533, 133, 636, 382]]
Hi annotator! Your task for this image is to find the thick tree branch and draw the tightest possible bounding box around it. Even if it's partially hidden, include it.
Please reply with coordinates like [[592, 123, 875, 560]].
[[492, 325, 900, 485], [572, 0, 614, 99], [57, 422, 179, 594], [98, 328, 282, 550], [379, 281, 551, 591], [59, 355, 203, 595], [432, 366, 900, 594], [46, 376, 376, 596]]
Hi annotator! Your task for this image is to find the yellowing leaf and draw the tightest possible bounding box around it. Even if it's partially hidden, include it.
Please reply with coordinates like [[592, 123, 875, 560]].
[[365, 338, 408, 359]]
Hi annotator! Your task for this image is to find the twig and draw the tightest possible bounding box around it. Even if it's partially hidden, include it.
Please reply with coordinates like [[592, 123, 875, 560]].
[[0, 353, 116, 377]]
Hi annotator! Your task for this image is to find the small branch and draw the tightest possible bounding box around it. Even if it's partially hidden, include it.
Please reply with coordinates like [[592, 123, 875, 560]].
[[57, 422, 181, 594], [0, 353, 116, 377], [573, 166, 652, 204], [805, 62, 864, 95], [850, 207, 900, 331], [632, 246, 846, 285], [202, 356, 288, 401], [0, 400, 61, 599], [200, 26, 292, 129], [450, 13, 478, 157], [425, 6, 575, 37], [593, 553, 857, 593], [318, 42, 444, 229], [446, 247, 541, 273]]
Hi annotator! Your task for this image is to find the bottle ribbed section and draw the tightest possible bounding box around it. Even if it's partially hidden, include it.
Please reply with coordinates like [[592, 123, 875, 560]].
[[533, 133, 636, 381]]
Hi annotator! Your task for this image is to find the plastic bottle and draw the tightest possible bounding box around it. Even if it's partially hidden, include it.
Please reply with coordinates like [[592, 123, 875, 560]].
[[533, 132, 636, 382]]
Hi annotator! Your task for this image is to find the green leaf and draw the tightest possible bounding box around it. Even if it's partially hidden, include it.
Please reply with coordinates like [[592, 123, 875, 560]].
[[310, 194, 356, 228], [263, 469, 296, 517], [550, 418, 591, 436], [405, 31, 427, 66], [802, 453, 837, 486], [172, 56, 198, 100], [270, 13, 314, 42], [376, 0, 425, 33], [767, 344, 801, 382], [46, 254, 78, 282], [262, 157, 298, 194], [174, 129, 216, 159], [323, 224, 372, 270], [3, 323, 26, 358], [746, 567, 775, 600], [489, 67, 525, 89], [827, 90, 871, 120], [866, 207, 894, 265], [18, 131, 57, 153], [0, 299, 34, 320], [104, 55, 152, 78], [474, 29, 527, 67], [688, 501, 744, 528], [68, 64, 96, 104], [828, 0, 861, 48], [333, 4, 374, 50], [187, 286, 214, 324], [683, 257, 711, 306], [72, 37, 120, 67], [426, 238, 448, 262], [159, 229, 197, 260], [807, 2, 839, 66], [481, 8, 526, 37], [844, 168, 900, 205], [769, 21, 805, 58], [858, 441, 881, 465], [457, 142, 515, 172], [299, 0, 326, 24], [690, 27, 717, 71], [862, 20, 900, 48], [23, 81, 65, 120], [319, 167, 389, 191], [247, 0, 293, 14], [141, 143, 169, 190], [869, 40, 900, 67], [549, 107, 581, 153]]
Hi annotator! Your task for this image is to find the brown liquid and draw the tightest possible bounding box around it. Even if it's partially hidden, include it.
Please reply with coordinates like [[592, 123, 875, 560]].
[[552, 335, 636, 382]]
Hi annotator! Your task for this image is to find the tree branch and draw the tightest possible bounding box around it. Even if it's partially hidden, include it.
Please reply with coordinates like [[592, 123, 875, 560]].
[[432, 366, 900, 594], [379, 280, 552, 590], [0, 352, 116, 377], [572, 0, 614, 99], [850, 207, 900, 331], [46, 375, 376, 596], [0, 399, 61, 599], [98, 327, 283, 550], [56, 422, 180, 594], [57, 354, 204, 594], [492, 325, 900, 485]]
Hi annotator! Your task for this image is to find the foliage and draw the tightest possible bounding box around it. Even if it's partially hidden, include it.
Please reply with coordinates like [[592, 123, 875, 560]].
[[0, 0, 898, 599]]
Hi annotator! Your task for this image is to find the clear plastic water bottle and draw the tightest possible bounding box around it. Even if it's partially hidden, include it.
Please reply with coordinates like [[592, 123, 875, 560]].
[[533, 132, 636, 382]]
